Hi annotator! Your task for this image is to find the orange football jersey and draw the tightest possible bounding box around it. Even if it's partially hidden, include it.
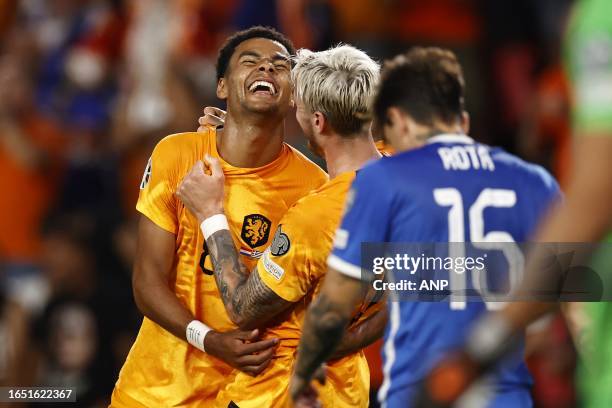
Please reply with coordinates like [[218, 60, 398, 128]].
[[110, 128, 327, 408], [217, 171, 382, 408]]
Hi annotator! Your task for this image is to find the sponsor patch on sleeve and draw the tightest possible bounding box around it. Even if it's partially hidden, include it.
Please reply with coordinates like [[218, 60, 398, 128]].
[[262, 249, 285, 280]]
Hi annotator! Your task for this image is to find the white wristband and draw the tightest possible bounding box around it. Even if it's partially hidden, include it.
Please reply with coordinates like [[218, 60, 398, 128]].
[[186, 320, 212, 353], [200, 214, 229, 240]]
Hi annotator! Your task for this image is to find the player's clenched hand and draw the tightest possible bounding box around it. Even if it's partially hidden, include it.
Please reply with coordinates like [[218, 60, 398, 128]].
[[289, 365, 326, 408], [291, 384, 321, 408], [204, 328, 279, 376], [176, 155, 225, 222], [197, 106, 226, 132]]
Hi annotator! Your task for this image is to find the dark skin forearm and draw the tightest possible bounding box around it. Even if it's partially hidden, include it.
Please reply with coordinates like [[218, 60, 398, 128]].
[[205, 229, 292, 329], [295, 292, 350, 377], [294, 269, 365, 380], [331, 303, 388, 360], [132, 216, 194, 340]]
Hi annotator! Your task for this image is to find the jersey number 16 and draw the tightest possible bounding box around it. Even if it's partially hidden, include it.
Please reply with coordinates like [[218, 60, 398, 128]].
[[434, 188, 524, 311]]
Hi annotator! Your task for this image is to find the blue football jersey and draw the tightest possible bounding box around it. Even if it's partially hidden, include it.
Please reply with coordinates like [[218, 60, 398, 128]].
[[328, 134, 561, 408]]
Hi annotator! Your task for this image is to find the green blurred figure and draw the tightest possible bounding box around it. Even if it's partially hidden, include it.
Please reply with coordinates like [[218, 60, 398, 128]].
[[566, 0, 612, 405]]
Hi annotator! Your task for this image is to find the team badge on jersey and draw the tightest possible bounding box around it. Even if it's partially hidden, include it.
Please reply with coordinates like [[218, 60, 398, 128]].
[[140, 158, 152, 189], [241, 214, 271, 248], [270, 225, 290, 256]]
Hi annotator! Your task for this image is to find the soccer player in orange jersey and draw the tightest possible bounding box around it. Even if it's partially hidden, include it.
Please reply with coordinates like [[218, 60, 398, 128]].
[[177, 45, 387, 407], [110, 27, 329, 407]]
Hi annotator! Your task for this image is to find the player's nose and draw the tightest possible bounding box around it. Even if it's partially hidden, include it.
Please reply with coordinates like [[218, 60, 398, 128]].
[[258, 61, 275, 73]]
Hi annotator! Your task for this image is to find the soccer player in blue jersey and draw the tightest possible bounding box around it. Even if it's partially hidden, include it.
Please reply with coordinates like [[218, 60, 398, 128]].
[[289, 47, 561, 407], [420, 2, 612, 406]]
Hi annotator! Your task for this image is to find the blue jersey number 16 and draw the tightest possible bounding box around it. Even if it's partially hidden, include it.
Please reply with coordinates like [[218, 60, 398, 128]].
[[433, 188, 524, 310]]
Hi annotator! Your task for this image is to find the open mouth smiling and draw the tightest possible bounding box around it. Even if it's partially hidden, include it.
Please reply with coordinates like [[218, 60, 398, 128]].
[[248, 80, 277, 96]]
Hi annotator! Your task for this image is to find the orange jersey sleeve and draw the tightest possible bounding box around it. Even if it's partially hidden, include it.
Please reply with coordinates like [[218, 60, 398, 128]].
[[135, 138, 180, 234], [256, 211, 325, 302], [256, 171, 361, 303]]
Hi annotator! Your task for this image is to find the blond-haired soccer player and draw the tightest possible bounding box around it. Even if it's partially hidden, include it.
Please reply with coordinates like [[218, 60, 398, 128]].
[[177, 45, 387, 407], [290, 47, 560, 408], [110, 27, 328, 407]]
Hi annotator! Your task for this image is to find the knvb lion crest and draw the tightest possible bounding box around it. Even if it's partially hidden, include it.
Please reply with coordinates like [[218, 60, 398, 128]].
[[241, 214, 271, 248]]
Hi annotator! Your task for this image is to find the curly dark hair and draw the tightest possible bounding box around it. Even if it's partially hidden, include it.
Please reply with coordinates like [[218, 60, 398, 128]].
[[374, 47, 465, 127], [216, 26, 296, 81]]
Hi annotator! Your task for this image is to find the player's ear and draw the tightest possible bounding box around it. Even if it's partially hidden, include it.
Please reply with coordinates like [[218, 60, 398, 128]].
[[216, 78, 228, 100], [460, 111, 470, 134], [386, 107, 403, 129], [312, 111, 325, 134], [289, 98, 295, 108]]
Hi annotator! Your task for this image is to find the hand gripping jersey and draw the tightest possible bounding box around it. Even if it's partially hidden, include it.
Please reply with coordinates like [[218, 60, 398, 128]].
[[110, 129, 327, 408], [329, 134, 561, 408]]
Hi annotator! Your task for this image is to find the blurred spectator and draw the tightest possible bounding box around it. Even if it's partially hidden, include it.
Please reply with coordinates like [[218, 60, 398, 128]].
[[35, 301, 105, 407], [39, 213, 97, 300], [25, 0, 125, 133], [0, 1, 17, 37], [329, 0, 487, 143], [0, 26, 65, 313], [230, 0, 332, 50], [391, 0, 481, 45], [518, 63, 572, 187], [120, 0, 173, 135], [112, 0, 213, 214], [481, 0, 573, 150], [32, 211, 140, 402], [391, 0, 486, 141]]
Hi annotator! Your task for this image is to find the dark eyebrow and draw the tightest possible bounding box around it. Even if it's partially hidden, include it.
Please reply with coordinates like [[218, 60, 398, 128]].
[[238, 50, 261, 59], [272, 54, 290, 63], [238, 50, 290, 62]]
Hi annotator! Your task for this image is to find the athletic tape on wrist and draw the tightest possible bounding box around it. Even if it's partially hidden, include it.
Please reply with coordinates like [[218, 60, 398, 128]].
[[186, 320, 212, 353], [200, 214, 229, 240]]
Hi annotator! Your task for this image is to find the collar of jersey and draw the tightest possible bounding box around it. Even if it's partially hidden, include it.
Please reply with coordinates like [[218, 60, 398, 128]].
[[315, 170, 355, 194], [210, 129, 289, 175], [426, 133, 474, 145]]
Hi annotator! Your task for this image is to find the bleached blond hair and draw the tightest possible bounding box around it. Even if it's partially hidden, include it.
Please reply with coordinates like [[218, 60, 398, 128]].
[[291, 44, 380, 135]]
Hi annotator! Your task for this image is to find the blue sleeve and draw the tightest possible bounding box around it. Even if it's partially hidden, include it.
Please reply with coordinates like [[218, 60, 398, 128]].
[[327, 164, 394, 279], [522, 165, 563, 238], [534, 165, 563, 216], [544, 170, 562, 203]]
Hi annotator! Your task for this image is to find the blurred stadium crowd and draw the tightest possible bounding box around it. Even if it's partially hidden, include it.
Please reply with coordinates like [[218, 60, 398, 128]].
[[0, 0, 578, 406]]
